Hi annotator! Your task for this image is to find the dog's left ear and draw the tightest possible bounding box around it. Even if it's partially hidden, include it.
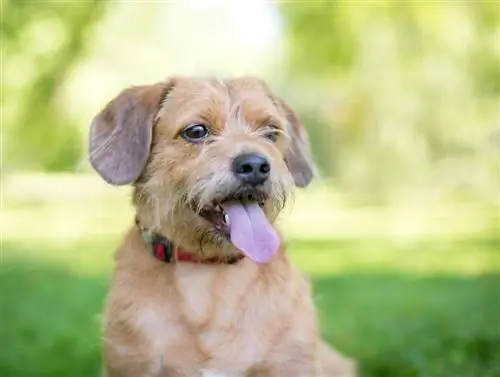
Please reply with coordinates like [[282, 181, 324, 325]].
[[89, 82, 173, 185], [276, 98, 318, 188]]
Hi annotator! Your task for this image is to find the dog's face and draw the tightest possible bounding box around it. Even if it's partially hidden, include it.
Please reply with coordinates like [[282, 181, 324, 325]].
[[89, 77, 316, 261]]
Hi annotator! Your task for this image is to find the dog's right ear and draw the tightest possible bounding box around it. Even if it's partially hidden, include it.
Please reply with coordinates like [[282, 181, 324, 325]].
[[89, 82, 173, 185], [273, 97, 318, 188]]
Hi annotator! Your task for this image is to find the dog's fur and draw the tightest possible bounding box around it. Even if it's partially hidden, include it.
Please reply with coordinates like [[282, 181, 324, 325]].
[[90, 76, 356, 377]]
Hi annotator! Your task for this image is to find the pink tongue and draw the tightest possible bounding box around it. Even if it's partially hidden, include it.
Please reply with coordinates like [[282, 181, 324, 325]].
[[221, 202, 280, 264]]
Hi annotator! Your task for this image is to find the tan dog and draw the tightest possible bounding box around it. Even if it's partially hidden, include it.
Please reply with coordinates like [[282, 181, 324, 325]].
[[89, 76, 356, 377]]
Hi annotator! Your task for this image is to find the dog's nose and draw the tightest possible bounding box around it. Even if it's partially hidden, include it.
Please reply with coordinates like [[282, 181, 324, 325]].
[[232, 153, 270, 186]]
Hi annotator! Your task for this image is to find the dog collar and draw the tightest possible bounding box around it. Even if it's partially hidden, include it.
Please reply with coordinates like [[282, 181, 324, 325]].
[[137, 221, 244, 265]]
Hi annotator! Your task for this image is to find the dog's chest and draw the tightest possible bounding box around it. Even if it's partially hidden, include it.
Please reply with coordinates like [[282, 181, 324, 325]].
[[133, 265, 290, 375]]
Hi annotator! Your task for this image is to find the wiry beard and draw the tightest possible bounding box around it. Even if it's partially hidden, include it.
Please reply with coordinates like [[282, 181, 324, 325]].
[[185, 170, 290, 218], [134, 162, 293, 255]]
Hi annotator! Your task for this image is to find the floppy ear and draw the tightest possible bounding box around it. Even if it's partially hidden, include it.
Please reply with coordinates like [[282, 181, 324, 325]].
[[89, 82, 172, 185], [278, 99, 318, 188]]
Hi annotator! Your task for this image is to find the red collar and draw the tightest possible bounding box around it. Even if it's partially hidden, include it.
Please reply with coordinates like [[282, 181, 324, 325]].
[[138, 223, 244, 265]]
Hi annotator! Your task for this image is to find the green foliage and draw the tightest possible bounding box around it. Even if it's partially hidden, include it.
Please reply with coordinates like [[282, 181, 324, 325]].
[[278, 2, 500, 204], [2, 0, 105, 171]]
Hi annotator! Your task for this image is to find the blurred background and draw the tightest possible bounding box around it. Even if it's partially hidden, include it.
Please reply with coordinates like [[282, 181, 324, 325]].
[[2, 0, 499, 376]]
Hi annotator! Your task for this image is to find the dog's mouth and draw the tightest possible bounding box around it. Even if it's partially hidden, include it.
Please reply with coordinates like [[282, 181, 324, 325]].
[[199, 193, 267, 234], [193, 189, 280, 264], [199, 202, 232, 235]]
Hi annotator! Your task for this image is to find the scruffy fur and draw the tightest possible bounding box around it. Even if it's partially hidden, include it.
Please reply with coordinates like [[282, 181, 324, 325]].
[[90, 76, 356, 376]]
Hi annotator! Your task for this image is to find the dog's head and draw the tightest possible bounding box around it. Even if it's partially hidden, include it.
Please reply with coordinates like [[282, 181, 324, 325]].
[[89, 77, 316, 262]]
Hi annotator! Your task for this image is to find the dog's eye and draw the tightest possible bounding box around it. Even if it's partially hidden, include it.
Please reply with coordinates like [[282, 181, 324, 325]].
[[181, 124, 209, 142], [264, 128, 279, 142]]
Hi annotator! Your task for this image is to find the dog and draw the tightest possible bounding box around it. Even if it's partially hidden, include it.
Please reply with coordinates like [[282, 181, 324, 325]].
[[89, 76, 356, 377]]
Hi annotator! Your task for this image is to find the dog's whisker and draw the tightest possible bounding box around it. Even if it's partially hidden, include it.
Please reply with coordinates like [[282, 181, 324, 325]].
[[198, 229, 210, 257], [154, 196, 162, 231]]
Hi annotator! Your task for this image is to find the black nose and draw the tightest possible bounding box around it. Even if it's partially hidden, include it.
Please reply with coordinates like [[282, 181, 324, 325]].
[[232, 153, 270, 186]]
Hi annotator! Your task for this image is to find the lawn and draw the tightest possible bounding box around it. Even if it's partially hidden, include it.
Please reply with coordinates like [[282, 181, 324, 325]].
[[2, 174, 499, 377]]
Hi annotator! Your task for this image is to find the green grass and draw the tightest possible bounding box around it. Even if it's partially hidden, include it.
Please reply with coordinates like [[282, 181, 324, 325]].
[[2, 174, 500, 377]]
